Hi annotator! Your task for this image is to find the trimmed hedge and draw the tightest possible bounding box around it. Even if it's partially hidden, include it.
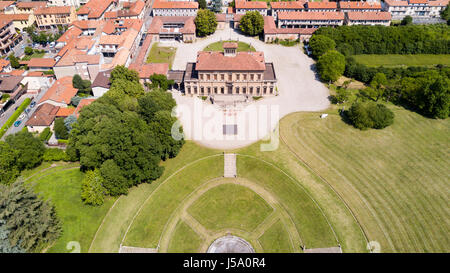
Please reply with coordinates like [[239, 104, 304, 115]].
[[43, 148, 70, 162], [0, 98, 31, 138], [39, 127, 52, 142]]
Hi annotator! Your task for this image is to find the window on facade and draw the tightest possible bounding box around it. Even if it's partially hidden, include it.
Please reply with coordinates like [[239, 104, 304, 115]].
[[200, 87, 204, 94], [250, 74, 254, 80], [243, 74, 247, 80], [214, 87, 218, 94], [256, 87, 260, 95], [243, 87, 246, 94], [270, 87, 274, 94], [236, 74, 240, 80], [263, 87, 267, 94], [235, 87, 239, 93], [249, 87, 253, 94], [214, 74, 217, 80], [257, 74, 261, 80], [220, 87, 224, 94], [194, 87, 197, 93], [200, 74, 203, 80], [221, 74, 224, 80], [207, 87, 211, 94], [186, 86, 191, 94], [207, 74, 210, 80]]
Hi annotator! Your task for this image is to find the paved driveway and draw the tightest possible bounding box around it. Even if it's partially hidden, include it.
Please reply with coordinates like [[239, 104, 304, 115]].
[[165, 28, 330, 150]]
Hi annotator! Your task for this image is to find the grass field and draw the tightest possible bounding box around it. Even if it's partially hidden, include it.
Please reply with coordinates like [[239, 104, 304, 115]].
[[280, 106, 450, 252], [168, 220, 203, 253], [24, 163, 116, 253], [22, 52, 45, 61], [258, 221, 293, 253], [203, 41, 256, 52], [146, 43, 177, 69], [353, 54, 450, 67], [188, 183, 273, 232]]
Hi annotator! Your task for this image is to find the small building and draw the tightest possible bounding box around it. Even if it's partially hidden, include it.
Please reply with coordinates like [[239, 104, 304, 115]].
[[129, 63, 169, 85], [26, 103, 60, 133], [92, 69, 112, 97], [148, 16, 196, 42], [345, 11, 391, 26], [339, 1, 383, 12], [183, 44, 277, 96], [0, 59, 11, 73], [216, 13, 227, 30], [152, 0, 198, 17], [0, 13, 36, 32], [105, 0, 146, 20], [13, 1, 47, 14], [0, 75, 26, 104], [383, 0, 448, 19], [235, 0, 268, 16]]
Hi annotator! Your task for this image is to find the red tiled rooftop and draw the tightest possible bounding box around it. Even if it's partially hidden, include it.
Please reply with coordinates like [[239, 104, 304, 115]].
[[235, 0, 268, 9], [196, 51, 266, 71], [16, 1, 48, 9], [278, 11, 345, 20], [35, 6, 72, 15], [27, 58, 56, 68], [56, 107, 75, 117], [339, 1, 382, 9], [429, 0, 449, 6], [26, 103, 59, 127], [129, 63, 169, 79], [347, 11, 391, 21], [0, 1, 14, 11], [74, 98, 96, 118], [39, 76, 78, 105], [153, 0, 199, 9], [384, 0, 409, 6], [271, 1, 305, 9], [77, 0, 115, 18]]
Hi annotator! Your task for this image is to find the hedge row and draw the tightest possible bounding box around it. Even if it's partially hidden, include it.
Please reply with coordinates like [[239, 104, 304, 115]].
[[39, 127, 52, 142], [0, 98, 31, 138]]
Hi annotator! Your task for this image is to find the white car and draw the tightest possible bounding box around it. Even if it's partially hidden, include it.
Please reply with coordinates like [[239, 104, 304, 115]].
[[19, 113, 26, 120]]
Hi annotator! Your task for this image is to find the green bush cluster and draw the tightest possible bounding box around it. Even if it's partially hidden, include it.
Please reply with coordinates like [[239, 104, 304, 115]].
[[346, 102, 395, 130], [43, 148, 69, 162], [39, 127, 52, 142]]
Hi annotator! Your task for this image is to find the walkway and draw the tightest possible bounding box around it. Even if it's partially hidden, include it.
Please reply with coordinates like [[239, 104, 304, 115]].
[[224, 153, 236, 177]]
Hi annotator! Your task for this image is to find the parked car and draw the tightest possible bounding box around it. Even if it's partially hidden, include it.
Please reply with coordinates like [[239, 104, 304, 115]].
[[19, 113, 26, 120], [30, 101, 36, 108], [14, 120, 21, 127], [25, 108, 31, 114]]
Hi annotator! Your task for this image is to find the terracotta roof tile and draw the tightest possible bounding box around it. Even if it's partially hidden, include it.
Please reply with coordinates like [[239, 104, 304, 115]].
[[77, 0, 115, 18], [271, 1, 305, 9], [384, 0, 409, 6], [27, 58, 56, 68], [35, 6, 72, 15], [306, 1, 338, 9], [56, 107, 75, 117], [235, 0, 268, 9], [347, 11, 391, 21], [429, 0, 449, 6], [39, 76, 78, 105], [16, 1, 47, 9], [129, 63, 169, 78], [74, 98, 96, 118], [153, 0, 198, 9], [264, 16, 316, 34], [196, 51, 266, 71], [26, 103, 59, 127], [0, 1, 14, 11], [339, 1, 382, 9], [278, 11, 345, 20]]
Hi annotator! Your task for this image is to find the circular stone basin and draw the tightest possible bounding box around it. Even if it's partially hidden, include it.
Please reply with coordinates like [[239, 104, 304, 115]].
[[207, 235, 255, 253]]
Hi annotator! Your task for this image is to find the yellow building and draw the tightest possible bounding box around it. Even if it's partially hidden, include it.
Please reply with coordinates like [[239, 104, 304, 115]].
[[34, 6, 77, 30], [0, 13, 36, 32]]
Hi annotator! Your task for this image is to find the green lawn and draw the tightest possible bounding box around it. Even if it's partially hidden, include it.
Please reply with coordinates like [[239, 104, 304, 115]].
[[25, 165, 116, 253], [22, 52, 45, 61], [353, 54, 450, 67], [188, 184, 273, 232], [146, 43, 177, 69], [258, 221, 294, 253], [280, 107, 450, 252], [203, 41, 256, 52], [168, 220, 203, 253]]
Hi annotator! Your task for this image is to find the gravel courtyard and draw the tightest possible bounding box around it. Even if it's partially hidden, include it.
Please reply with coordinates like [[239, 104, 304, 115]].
[[166, 28, 330, 150]]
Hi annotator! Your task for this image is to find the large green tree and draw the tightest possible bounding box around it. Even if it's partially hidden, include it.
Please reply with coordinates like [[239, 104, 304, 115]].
[[5, 131, 45, 170], [316, 50, 346, 82], [195, 9, 217, 37], [81, 169, 106, 206], [54, 117, 69, 140], [308, 35, 336, 59], [0, 180, 61, 252], [198, 0, 207, 9], [239, 11, 264, 36], [0, 142, 19, 185]]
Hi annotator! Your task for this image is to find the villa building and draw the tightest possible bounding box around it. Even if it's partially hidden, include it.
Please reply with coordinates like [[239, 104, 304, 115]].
[[76, 0, 117, 21], [183, 43, 277, 96], [0, 18, 21, 57], [148, 16, 196, 42], [383, 0, 449, 19]]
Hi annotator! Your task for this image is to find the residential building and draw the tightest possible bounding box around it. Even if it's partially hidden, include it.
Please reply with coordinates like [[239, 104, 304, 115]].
[[26, 103, 60, 133], [0, 59, 11, 73], [152, 0, 198, 17], [235, 0, 268, 16], [34, 6, 77, 29], [0, 75, 26, 103], [277, 11, 345, 28], [148, 16, 196, 42], [0, 13, 36, 31], [339, 1, 383, 12], [105, 0, 146, 19], [263, 16, 316, 43], [38, 76, 78, 107], [429, 0, 449, 17], [92, 69, 112, 97], [383, 0, 449, 19], [345, 11, 392, 25], [49, 0, 87, 8], [270, 1, 306, 20], [12, 1, 48, 14], [304, 1, 338, 12], [0, 18, 21, 57], [0, 1, 15, 14], [183, 43, 277, 96], [76, 0, 117, 20]]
